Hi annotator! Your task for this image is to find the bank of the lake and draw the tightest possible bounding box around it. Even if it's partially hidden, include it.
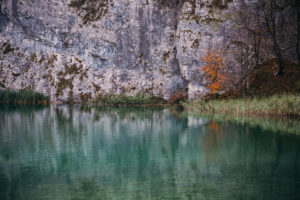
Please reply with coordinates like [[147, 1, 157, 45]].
[[1, 89, 300, 120], [0, 89, 172, 107], [182, 94, 300, 118], [0, 89, 49, 104]]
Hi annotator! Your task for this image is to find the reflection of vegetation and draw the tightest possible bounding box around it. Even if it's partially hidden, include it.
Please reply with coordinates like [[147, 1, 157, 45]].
[[188, 113, 300, 135], [202, 121, 224, 163], [0, 104, 48, 113], [71, 179, 109, 200], [0, 89, 49, 104], [183, 94, 300, 118], [86, 105, 166, 120]]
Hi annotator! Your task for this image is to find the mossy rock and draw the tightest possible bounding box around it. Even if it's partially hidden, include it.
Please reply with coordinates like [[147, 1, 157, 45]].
[[69, 0, 113, 24]]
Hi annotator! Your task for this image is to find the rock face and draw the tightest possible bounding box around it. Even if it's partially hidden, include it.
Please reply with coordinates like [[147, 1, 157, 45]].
[[0, 0, 298, 103]]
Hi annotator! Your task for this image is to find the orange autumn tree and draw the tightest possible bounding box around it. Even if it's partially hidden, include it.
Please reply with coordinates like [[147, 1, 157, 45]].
[[201, 49, 226, 94]]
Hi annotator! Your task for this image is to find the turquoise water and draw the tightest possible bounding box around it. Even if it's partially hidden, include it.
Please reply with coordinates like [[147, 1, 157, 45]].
[[0, 106, 299, 200]]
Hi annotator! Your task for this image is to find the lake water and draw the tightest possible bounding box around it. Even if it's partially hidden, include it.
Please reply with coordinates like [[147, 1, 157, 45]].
[[0, 106, 299, 200]]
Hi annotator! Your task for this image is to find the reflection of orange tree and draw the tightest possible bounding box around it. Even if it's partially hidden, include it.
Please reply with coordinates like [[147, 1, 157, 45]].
[[201, 49, 226, 94], [203, 121, 222, 149], [202, 121, 224, 164], [207, 121, 220, 132]]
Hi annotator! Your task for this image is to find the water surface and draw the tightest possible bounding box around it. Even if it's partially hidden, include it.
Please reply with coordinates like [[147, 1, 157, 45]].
[[0, 106, 299, 200]]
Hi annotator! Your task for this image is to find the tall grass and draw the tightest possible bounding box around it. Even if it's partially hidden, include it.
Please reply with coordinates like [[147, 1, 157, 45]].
[[0, 89, 49, 104], [182, 94, 300, 118]]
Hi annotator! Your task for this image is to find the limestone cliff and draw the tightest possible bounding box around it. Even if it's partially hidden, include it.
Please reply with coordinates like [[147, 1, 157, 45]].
[[0, 0, 298, 103]]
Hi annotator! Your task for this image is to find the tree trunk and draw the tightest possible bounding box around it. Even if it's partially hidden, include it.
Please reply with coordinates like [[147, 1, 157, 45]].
[[273, 41, 285, 75], [264, 0, 285, 75], [296, 0, 300, 64], [253, 31, 261, 70]]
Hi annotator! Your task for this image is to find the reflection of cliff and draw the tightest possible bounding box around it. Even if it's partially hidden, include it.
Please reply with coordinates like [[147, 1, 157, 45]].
[[0, 107, 299, 200]]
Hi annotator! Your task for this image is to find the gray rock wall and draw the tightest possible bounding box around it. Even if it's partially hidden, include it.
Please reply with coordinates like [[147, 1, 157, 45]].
[[0, 0, 298, 102]]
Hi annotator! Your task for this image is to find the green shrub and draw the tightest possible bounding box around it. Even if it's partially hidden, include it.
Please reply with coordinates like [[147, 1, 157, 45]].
[[0, 89, 49, 104]]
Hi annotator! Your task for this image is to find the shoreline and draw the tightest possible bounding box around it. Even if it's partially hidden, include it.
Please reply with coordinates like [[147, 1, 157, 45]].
[[1, 89, 299, 119], [182, 94, 300, 119]]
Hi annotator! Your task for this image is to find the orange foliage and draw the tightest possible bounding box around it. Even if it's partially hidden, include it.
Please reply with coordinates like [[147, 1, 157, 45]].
[[168, 90, 186, 104], [201, 49, 226, 94]]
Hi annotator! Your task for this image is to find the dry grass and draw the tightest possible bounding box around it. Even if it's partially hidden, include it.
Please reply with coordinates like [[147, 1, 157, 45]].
[[183, 94, 300, 118]]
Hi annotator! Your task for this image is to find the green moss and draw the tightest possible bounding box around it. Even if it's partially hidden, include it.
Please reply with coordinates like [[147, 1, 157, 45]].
[[179, 0, 233, 22], [46, 69, 53, 81], [80, 92, 92, 102], [2, 42, 14, 54], [47, 54, 57, 67], [159, 67, 166, 75], [211, 0, 233, 9], [163, 51, 170, 64], [79, 70, 88, 81], [57, 71, 64, 76], [68, 90, 74, 104], [92, 82, 100, 92], [69, 0, 112, 24], [75, 57, 83, 63], [201, 17, 223, 26], [139, 53, 144, 64], [191, 39, 199, 48], [57, 63, 83, 77], [30, 53, 37, 62], [55, 77, 74, 97], [65, 63, 82, 75], [39, 55, 45, 64]]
